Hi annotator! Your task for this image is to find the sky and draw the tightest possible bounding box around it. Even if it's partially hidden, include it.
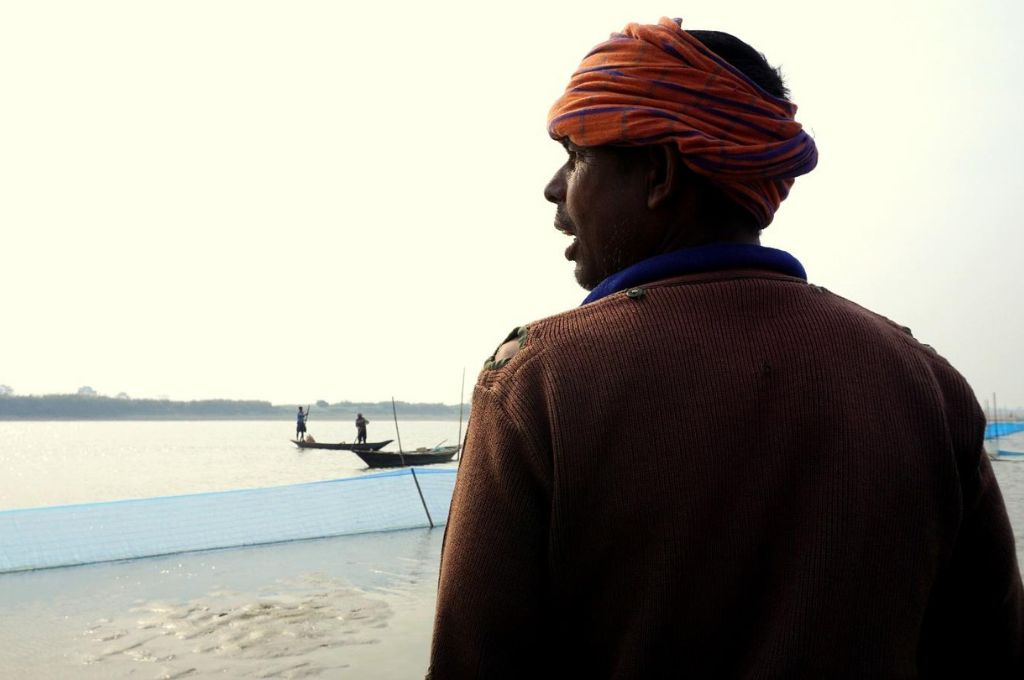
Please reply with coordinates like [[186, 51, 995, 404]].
[[2, 1, 1022, 410]]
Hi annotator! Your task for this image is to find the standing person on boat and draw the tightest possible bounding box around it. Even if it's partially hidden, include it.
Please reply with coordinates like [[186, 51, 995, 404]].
[[429, 18, 1023, 679], [355, 413, 369, 444], [295, 406, 308, 442]]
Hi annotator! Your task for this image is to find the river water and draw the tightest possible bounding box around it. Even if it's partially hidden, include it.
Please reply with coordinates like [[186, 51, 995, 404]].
[[0, 422, 1022, 679], [0, 420, 461, 510]]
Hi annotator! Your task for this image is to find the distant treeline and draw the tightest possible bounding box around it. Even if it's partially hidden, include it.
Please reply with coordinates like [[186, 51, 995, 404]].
[[0, 395, 467, 421]]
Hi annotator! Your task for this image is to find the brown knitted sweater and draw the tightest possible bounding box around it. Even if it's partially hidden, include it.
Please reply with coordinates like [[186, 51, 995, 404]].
[[429, 269, 1023, 678]]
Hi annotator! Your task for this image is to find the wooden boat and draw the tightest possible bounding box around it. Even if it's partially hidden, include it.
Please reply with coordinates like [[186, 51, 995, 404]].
[[290, 439, 394, 451], [352, 445, 460, 468]]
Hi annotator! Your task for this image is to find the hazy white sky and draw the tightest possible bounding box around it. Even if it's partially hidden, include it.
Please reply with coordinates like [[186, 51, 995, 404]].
[[3, 1, 1022, 408]]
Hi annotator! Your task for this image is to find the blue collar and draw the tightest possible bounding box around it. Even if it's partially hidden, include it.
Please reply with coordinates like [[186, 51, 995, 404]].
[[582, 242, 807, 305]]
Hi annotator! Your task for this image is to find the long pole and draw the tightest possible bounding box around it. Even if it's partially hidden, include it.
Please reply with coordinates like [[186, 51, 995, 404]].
[[457, 367, 466, 463], [302, 404, 311, 441], [392, 397, 434, 528], [392, 397, 405, 460]]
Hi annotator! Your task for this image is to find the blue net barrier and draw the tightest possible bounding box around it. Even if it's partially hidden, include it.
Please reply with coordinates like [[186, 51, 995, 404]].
[[0, 468, 456, 574], [985, 422, 1024, 439]]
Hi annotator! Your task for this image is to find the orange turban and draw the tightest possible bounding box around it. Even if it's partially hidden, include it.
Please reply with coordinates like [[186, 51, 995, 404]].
[[548, 18, 817, 228]]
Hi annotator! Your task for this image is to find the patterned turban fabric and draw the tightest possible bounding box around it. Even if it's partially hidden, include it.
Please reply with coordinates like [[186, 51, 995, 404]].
[[548, 17, 818, 228]]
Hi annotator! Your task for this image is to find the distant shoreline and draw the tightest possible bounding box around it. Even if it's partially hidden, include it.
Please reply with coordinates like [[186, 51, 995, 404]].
[[0, 396, 468, 421]]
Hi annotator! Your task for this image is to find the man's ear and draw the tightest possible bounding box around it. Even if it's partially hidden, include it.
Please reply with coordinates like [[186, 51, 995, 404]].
[[647, 144, 681, 210]]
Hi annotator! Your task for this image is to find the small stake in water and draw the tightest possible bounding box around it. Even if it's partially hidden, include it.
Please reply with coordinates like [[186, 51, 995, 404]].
[[994, 392, 1001, 457], [457, 367, 466, 464], [392, 397, 434, 528]]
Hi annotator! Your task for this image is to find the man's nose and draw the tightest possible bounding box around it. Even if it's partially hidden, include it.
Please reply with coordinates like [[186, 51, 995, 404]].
[[544, 168, 565, 204]]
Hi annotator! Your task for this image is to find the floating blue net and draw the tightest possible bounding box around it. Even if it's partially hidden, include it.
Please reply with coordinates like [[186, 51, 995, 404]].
[[985, 422, 1024, 439], [0, 468, 456, 574]]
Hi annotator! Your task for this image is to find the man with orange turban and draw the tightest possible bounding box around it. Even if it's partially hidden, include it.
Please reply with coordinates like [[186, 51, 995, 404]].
[[430, 19, 1022, 678]]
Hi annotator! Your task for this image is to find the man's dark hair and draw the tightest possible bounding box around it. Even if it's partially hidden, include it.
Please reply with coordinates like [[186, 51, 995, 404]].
[[687, 30, 788, 100]]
